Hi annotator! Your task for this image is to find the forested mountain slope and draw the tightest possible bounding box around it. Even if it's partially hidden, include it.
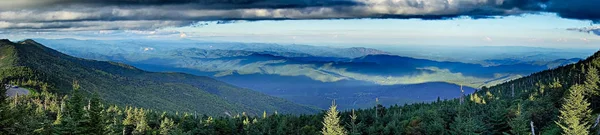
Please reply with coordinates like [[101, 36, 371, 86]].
[[0, 39, 317, 116], [1, 38, 599, 134]]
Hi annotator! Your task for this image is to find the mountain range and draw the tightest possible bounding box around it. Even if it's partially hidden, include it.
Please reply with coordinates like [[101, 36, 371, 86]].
[[3, 38, 578, 110], [33, 38, 585, 110], [0, 39, 318, 116]]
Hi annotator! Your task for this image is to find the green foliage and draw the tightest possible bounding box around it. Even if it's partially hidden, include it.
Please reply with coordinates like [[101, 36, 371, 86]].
[[487, 103, 510, 135], [159, 117, 175, 135], [508, 104, 531, 135], [555, 84, 592, 135], [133, 108, 150, 135], [346, 110, 362, 135], [87, 93, 105, 134], [104, 105, 124, 135], [322, 101, 346, 135], [2, 39, 600, 135], [450, 113, 483, 135], [584, 65, 600, 96]]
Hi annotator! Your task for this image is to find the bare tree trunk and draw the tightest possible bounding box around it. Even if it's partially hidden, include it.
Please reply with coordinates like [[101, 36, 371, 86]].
[[530, 121, 535, 135], [511, 84, 515, 98], [87, 99, 91, 110], [375, 98, 379, 118], [460, 85, 464, 105], [594, 114, 600, 135]]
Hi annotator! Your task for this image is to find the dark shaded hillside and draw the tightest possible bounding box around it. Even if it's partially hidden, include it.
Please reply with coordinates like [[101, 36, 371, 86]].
[[0, 39, 317, 116], [346, 54, 562, 78]]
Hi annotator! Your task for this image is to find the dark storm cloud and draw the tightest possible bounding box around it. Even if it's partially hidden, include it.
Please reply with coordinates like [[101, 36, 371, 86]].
[[544, 0, 600, 23], [0, 0, 598, 31]]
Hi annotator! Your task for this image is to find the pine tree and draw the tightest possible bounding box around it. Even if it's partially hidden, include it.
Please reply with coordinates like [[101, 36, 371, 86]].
[[509, 104, 530, 135], [322, 100, 347, 135], [555, 84, 592, 135], [159, 117, 175, 135], [34, 105, 53, 135], [104, 105, 123, 135], [584, 65, 600, 96], [134, 108, 150, 135], [263, 110, 267, 119], [488, 104, 510, 135], [66, 80, 88, 134], [87, 93, 104, 134], [0, 79, 7, 103], [123, 107, 136, 135], [450, 114, 482, 135], [0, 80, 10, 133], [53, 99, 71, 134], [347, 109, 362, 135]]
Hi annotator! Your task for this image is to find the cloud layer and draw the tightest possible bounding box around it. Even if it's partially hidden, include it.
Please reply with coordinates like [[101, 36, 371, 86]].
[[0, 0, 598, 31]]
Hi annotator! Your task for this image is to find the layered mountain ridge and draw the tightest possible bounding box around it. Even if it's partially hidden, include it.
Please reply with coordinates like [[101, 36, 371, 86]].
[[0, 39, 318, 116]]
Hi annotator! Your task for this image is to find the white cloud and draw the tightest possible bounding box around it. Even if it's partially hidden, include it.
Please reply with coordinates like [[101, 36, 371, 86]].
[[180, 32, 187, 38], [0, 0, 597, 31]]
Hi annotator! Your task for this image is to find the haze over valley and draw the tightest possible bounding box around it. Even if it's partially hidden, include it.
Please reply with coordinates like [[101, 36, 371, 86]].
[[33, 38, 589, 110], [2, 0, 600, 134]]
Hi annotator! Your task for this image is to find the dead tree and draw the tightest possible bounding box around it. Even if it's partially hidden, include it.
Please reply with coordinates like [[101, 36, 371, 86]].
[[375, 98, 379, 118], [530, 121, 536, 135], [511, 84, 515, 98], [594, 114, 600, 135], [460, 85, 464, 105]]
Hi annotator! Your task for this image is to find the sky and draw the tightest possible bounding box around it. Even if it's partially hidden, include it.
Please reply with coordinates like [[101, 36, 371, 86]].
[[1, 0, 600, 48]]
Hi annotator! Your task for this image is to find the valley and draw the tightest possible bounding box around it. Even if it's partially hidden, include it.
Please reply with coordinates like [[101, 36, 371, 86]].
[[2, 1, 599, 134], [1, 39, 598, 135], [35, 38, 582, 110]]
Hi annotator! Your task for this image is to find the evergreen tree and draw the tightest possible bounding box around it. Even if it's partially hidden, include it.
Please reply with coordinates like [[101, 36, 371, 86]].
[[487, 103, 510, 135], [584, 65, 600, 96], [0, 79, 7, 103], [0, 80, 10, 133], [322, 100, 347, 135], [33, 104, 53, 135], [347, 109, 362, 135], [66, 80, 88, 134], [555, 84, 592, 135], [508, 104, 530, 135], [53, 99, 71, 134], [104, 105, 124, 135], [123, 107, 136, 135], [450, 114, 482, 135], [159, 117, 175, 135], [134, 108, 150, 135], [87, 93, 105, 134]]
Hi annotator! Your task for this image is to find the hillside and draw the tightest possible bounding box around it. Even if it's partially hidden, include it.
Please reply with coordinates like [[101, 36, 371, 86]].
[[30, 41, 583, 110], [0, 39, 317, 116], [39, 43, 574, 88], [2, 47, 598, 135], [2, 39, 599, 134]]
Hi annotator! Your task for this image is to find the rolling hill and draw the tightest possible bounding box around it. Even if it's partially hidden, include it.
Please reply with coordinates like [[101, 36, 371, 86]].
[[28, 39, 583, 110], [0, 39, 318, 116]]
